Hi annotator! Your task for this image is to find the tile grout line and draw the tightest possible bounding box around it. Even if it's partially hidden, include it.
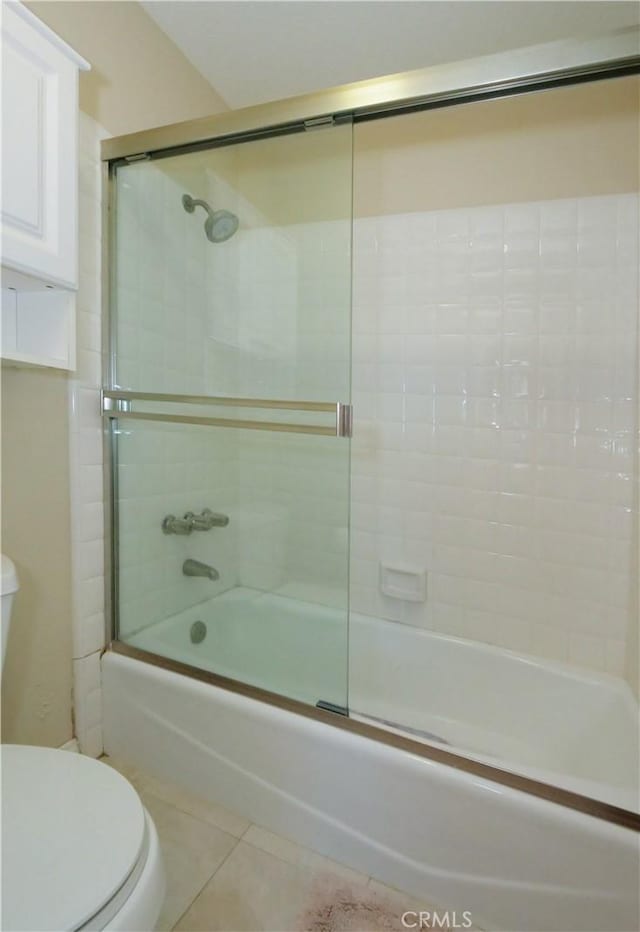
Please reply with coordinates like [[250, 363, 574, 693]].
[[238, 820, 254, 841], [143, 788, 250, 841], [169, 832, 243, 932], [104, 755, 252, 841]]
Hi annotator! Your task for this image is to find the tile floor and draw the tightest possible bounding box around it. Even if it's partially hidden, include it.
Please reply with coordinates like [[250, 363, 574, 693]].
[[104, 756, 476, 932]]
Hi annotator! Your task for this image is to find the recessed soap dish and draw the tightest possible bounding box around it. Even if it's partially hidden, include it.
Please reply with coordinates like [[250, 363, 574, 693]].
[[380, 563, 427, 602]]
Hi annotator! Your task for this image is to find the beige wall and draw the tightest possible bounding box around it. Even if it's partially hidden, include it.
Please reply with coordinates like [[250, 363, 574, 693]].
[[354, 76, 640, 215], [26, 1, 228, 135], [1, 367, 73, 747]]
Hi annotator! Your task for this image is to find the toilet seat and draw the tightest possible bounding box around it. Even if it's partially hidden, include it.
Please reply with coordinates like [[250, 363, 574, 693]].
[[1, 745, 156, 931]]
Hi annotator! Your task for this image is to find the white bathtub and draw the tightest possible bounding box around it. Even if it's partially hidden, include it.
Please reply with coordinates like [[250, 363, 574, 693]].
[[104, 590, 640, 931], [124, 587, 639, 810], [350, 612, 639, 812]]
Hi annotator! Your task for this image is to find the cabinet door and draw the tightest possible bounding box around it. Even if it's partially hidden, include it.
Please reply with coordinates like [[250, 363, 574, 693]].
[[1, 3, 80, 288]]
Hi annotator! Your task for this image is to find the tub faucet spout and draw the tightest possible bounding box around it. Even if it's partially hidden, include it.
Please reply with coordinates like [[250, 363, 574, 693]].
[[183, 559, 219, 581]]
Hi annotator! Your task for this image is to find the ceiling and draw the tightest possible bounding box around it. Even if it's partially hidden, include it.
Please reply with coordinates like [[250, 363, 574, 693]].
[[142, 1, 639, 110]]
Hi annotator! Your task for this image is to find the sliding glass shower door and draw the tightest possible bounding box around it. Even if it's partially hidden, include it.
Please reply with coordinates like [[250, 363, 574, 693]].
[[108, 124, 353, 710]]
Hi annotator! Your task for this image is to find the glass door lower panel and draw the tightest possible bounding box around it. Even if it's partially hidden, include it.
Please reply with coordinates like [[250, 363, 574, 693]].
[[112, 415, 349, 710]]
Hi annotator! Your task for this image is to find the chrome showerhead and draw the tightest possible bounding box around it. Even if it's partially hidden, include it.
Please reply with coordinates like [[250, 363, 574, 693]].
[[182, 193, 239, 243], [205, 209, 239, 243]]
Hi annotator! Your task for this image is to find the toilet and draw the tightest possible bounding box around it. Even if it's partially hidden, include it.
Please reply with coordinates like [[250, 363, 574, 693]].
[[1, 555, 165, 931]]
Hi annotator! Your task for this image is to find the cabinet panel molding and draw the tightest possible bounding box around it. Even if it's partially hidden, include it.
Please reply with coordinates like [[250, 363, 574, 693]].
[[1, 2, 89, 289]]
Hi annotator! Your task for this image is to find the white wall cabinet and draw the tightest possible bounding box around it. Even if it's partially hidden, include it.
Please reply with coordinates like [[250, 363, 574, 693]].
[[1, 2, 89, 370]]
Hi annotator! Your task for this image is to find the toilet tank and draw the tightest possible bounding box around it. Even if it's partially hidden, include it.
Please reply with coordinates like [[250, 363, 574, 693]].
[[1, 555, 19, 671]]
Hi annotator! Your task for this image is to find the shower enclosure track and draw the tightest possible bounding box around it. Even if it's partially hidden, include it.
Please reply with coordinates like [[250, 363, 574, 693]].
[[102, 28, 640, 162]]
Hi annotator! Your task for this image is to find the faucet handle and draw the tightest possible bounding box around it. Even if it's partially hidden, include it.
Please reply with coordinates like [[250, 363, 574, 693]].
[[162, 514, 193, 535], [185, 509, 229, 530], [163, 509, 229, 534], [201, 508, 230, 528]]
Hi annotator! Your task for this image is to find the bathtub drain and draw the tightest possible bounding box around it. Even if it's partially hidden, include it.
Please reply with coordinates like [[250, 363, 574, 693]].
[[190, 620, 207, 644]]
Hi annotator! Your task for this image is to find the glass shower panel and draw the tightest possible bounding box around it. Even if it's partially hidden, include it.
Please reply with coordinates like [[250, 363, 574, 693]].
[[350, 76, 639, 810], [111, 124, 353, 710], [113, 126, 352, 401], [114, 418, 349, 708]]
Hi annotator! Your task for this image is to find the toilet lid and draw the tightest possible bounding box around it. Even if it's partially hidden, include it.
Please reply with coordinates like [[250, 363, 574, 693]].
[[1, 746, 147, 931]]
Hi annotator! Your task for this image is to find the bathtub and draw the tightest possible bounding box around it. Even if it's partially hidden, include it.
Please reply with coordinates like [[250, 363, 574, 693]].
[[122, 587, 638, 810], [103, 589, 640, 931]]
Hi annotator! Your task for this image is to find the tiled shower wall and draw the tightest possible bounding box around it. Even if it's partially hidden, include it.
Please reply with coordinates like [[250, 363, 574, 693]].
[[350, 194, 639, 678], [112, 180, 639, 681], [114, 162, 350, 635], [69, 112, 108, 755], [234, 217, 350, 606], [115, 164, 240, 637]]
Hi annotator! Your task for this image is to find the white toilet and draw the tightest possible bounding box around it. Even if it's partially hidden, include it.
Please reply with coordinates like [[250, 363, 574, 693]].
[[1, 555, 165, 931]]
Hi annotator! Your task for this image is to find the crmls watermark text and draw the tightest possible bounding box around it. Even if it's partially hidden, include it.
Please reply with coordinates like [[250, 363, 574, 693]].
[[401, 910, 474, 929]]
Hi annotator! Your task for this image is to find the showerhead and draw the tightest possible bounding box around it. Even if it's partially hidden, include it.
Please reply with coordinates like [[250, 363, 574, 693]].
[[182, 193, 239, 243], [205, 209, 239, 243]]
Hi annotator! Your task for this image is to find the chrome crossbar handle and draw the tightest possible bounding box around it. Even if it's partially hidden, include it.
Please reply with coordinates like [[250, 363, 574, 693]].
[[102, 391, 353, 438]]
